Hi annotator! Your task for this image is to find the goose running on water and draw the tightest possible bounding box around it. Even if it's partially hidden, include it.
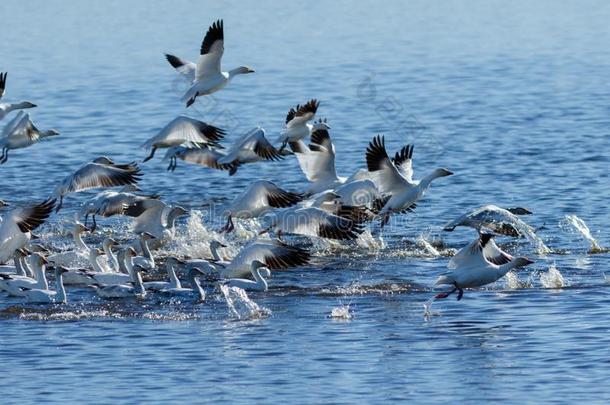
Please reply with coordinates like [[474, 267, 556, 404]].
[[444, 205, 534, 237], [19, 266, 69, 304], [53, 157, 142, 212], [366, 136, 453, 226], [124, 198, 188, 240], [167, 19, 255, 107], [434, 233, 534, 300], [141, 116, 226, 163]]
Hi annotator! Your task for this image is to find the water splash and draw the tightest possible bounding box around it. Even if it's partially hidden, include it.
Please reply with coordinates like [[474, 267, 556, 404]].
[[564, 215, 605, 253], [504, 271, 534, 289], [540, 264, 566, 289], [219, 285, 270, 320], [423, 297, 441, 320], [415, 234, 440, 257], [330, 303, 353, 320]]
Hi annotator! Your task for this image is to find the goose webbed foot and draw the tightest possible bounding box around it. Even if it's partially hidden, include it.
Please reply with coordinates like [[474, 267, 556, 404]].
[[90, 215, 97, 232], [142, 147, 157, 163], [278, 140, 287, 153], [456, 287, 464, 301], [380, 213, 390, 228], [435, 286, 457, 300], [0, 148, 8, 164]]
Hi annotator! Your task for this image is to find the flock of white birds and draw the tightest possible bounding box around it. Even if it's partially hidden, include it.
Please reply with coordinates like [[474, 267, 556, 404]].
[[0, 19, 537, 306]]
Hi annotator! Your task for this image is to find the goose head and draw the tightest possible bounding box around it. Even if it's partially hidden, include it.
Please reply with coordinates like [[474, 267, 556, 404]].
[[165, 257, 186, 266], [42, 129, 60, 137], [236, 66, 255, 74], [0, 199, 9, 209], [102, 238, 118, 249], [73, 222, 90, 235], [92, 156, 114, 165], [171, 206, 188, 218], [433, 168, 454, 178]]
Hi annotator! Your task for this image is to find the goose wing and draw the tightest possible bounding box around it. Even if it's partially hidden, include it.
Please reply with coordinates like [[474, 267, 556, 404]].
[[391, 144, 414, 182], [0, 198, 55, 242], [164, 54, 196, 82], [195, 19, 224, 80], [230, 238, 310, 271], [366, 135, 413, 194], [285, 99, 319, 128], [59, 162, 142, 195], [277, 207, 364, 240], [219, 127, 282, 164], [230, 180, 302, 213], [289, 125, 338, 183], [143, 116, 225, 149]]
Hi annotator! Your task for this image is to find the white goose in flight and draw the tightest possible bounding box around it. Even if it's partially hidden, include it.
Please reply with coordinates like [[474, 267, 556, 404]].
[[221, 180, 303, 233], [167, 19, 255, 107], [443, 205, 534, 237], [435, 233, 534, 300], [277, 99, 319, 150], [289, 119, 347, 194], [366, 136, 453, 226], [141, 116, 226, 163], [0, 198, 55, 264], [53, 157, 142, 212], [217, 127, 287, 168], [163, 145, 238, 174], [0, 112, 60, 164], [0, 72, 37, 121]]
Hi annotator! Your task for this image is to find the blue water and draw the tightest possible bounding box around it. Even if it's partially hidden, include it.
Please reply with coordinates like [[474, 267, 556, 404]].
[[1, 0, 610, 403]]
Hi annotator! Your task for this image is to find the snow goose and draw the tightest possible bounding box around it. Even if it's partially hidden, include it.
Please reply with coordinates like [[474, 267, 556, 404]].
[[0, 112, 60, 164], [124, 199, 188, 239], [163, 144, 238, 174], [0, 252, 49, 295], [93, 247, 147, 299], [175, 19, 255, 107], [53, 157, 142, 212], [160, 268, 207, 301], [277, 99, 319, 150], [289, 119, 346, 194], [183, 241, 229, 270], [443, 205, 534, 237], [204, 238, 309, 279], [19, 266, 69, 304], [143, 257, 184, 292], [221, 260, 270, 292], [141, 116, 226, 162], [435, 233, 534, 300], [262, 206, 365, 241], [0, 72, 36, 121], [221, 180, 303, 232], [217, 127, 286, 168], [132, 233, 156, 271], [79, 185, 158, 231], [79, 248, 132, 286], [366, 136, 453, 226], [0, 198, 55, 264], [46, 222, 92, 270]]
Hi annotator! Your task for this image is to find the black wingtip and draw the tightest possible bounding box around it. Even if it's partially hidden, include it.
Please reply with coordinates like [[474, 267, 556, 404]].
[[200, 19, 224, 55], [165, 54, 184, 69], [366, 135, 388, 172]]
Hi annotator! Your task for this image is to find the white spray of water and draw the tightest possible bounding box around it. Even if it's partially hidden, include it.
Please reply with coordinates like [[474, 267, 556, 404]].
[[564, 215, 605, 253], [540, 264, 566, 289], [504, 271, 534, 289], [219, 285, 270, 320], [330, 303, 353, 320]]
